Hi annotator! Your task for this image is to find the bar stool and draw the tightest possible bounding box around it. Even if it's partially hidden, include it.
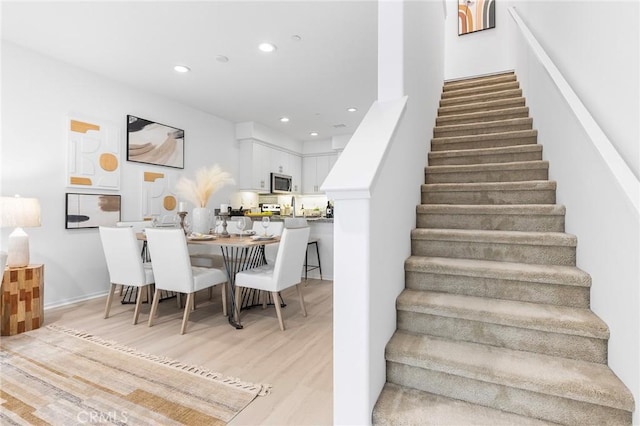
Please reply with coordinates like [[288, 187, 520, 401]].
[[284, 218, 323, 281], [305, 237, 322, 280]]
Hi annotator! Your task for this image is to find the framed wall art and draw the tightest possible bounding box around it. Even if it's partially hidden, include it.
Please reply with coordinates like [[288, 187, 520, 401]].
[[65, 193, 121, 229], [67, 116, 121, 189], [459, 0, 495, 36], [126, 115, 184, 169]]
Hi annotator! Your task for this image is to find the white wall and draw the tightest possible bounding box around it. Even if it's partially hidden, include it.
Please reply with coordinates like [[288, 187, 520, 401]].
[[1, 41, 240, 308], [444, 0, 513, 80], [327, 1, 444, 423], [507, 6, 640, 422], [512, 0, 639, 180]]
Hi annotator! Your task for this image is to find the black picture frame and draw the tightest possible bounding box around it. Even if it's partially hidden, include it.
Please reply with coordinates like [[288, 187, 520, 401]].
[[65, 193, 121, 229], [126, 115, 184, 169], [458, 0, 496, 36]]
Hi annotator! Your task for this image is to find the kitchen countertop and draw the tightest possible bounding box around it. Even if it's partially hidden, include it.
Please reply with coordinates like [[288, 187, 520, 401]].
[[247, 215, 334, 223]]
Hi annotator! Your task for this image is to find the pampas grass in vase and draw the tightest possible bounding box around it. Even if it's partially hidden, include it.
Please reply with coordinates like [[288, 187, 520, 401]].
[[175, 165, 234, 234]]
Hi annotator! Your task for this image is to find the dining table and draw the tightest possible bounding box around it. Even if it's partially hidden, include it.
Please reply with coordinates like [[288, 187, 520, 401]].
[[137, 231, 280, 329]]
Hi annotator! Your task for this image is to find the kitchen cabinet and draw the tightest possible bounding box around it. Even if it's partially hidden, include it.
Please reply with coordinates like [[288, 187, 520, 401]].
[[238, 140, 301, 193], [303, 153, 339, 194]]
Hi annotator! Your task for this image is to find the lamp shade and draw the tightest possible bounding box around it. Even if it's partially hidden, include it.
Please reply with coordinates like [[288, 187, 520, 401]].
[[1, 196, 41, 228]]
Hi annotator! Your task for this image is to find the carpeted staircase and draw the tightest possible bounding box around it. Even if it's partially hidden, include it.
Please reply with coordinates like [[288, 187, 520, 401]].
[[372, 72, 635, 425]]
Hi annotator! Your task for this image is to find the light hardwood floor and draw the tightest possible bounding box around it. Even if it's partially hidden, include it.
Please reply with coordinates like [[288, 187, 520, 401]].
[[44, 279, 333, 425]]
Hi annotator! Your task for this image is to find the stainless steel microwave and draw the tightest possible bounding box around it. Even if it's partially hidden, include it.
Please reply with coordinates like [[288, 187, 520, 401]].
[[270, 172, 292, 193]]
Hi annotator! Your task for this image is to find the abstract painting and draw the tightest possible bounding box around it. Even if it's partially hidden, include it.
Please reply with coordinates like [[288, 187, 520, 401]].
[[127, 115, 184, 169], [67, 116, 121, 189], [140, 170, 179, 221], [65, 193, 121, 229], [459, 0, 495, 35]]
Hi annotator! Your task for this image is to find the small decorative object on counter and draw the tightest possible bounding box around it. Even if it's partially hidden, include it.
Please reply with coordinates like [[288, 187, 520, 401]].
[[326, 201, 333, 218]]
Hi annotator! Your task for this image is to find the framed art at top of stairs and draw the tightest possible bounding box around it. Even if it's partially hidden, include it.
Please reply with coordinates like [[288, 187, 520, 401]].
[[458, 0, 495, 35]]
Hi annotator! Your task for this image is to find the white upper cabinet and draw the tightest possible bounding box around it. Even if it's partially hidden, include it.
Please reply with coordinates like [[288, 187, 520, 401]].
[[303, 153, 339, 194], [238, 140, 301, 193]]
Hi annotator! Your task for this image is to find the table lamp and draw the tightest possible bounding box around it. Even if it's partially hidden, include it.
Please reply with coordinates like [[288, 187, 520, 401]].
[[1, 195, 41, 268]]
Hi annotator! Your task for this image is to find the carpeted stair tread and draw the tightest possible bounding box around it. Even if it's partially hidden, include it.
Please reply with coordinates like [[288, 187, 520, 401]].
[[431, 129, 538, 151], [429, 144, 542, 166], [436, 106, 529, 126], [422, 180, 557, 205], [443, 72, 516, 91], [416, 204, 565, 232], [411, 228, 576, 265], [411, 228, 576, 247], [373, 383, 555, 426], [439, 88, 523, 107], [434, 117, 533, 138], [441, 81, 521, 99], [397, 289, 608, 339], [438, 97, 526, 117], [417, 204, 565, 218], [404, 256, 590, 287], [425, 160, 548, 184], [404, 256, 590, 308], [386, 331, 635, 412]]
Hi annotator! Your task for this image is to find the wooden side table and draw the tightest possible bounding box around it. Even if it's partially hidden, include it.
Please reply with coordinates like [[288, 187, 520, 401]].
[[1, 264, 44, 336]]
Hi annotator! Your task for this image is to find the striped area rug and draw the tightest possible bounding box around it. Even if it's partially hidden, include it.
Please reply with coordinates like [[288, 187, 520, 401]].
[[0, 325, 270, 425]]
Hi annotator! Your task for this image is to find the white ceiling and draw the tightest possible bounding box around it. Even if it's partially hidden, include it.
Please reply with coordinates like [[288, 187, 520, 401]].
[[1, 1, 378, 142]]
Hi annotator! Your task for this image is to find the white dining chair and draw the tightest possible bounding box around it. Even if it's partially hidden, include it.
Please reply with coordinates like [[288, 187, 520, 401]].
[[252, 220, 284, 264], [234, 226, 310, 331], [99, 226, 155, 325], [145, 228, 228, 334]]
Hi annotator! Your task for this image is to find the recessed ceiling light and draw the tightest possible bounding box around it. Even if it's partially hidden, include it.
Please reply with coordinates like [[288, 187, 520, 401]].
[[280, 117, 290, 123], [347, 107, 358, 112], [174, 65, 190, 73], [215, 55, 229, 63], [258, 42, 277, 53], [310, 132, 319, 136]]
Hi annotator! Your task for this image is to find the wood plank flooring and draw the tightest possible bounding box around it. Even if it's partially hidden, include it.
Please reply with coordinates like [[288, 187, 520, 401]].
[[44, 279, 333, 425]]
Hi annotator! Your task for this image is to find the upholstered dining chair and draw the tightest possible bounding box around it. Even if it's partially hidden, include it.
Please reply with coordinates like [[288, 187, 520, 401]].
[[145, 228, 228, 334], [252, 220, 284, 264], [234, 226, 310, 331], [99, 226, 155, 325]]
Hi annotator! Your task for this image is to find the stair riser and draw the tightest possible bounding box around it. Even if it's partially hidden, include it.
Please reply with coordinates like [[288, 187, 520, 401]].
[[422, 188, 556, 205], [425, 168, 548, 184], [416, 211, 564, 232], [386, 362, 631, 425], [444, 74, 516, 92], [411, 239, 576, 266], [440, 90, 522, 107], [429, 149, 542, 166], [432, 135, 537, 152], [434, 122, 532, 138], [436, 109, 529, 126], [397, 311, 607, 363], [405, 271, 590, 308], [441, 82, 520, 99], [438, 98, 525, 116]]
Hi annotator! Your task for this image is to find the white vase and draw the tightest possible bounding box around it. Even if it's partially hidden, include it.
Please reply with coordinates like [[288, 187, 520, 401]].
[[191, 207, 211, 234]]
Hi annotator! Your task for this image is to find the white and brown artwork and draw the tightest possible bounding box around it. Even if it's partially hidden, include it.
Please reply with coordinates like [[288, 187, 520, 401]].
[[67, 117, 121, 189], [141, 170, 179, 220], [127, 115, 184, 169], [65, 193, 121, 229]]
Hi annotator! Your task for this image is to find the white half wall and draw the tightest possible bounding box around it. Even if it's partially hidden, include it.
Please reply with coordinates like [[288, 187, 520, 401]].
[[1, 41, 240, 308]]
